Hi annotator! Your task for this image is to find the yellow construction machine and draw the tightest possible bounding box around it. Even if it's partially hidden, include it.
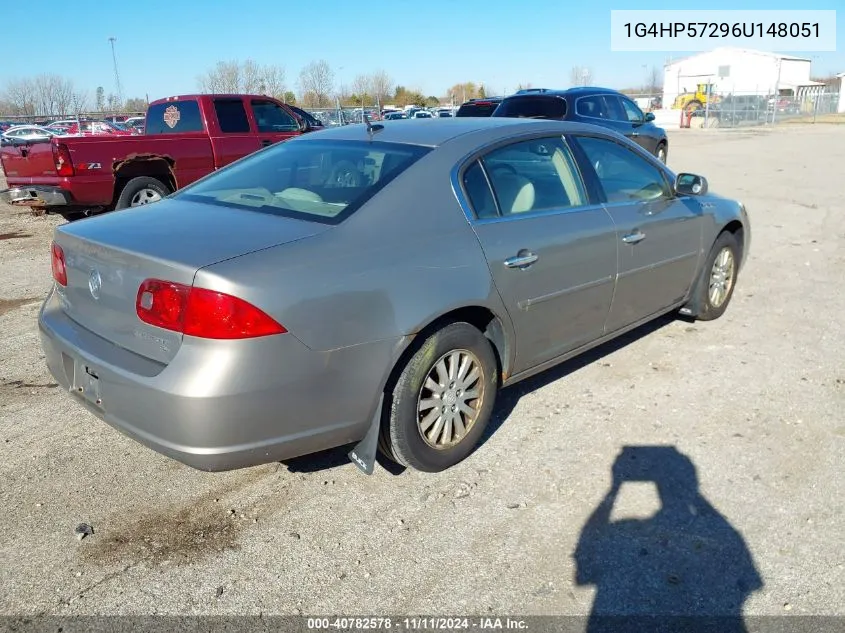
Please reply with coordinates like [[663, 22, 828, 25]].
[[672, 83, 720, 112]]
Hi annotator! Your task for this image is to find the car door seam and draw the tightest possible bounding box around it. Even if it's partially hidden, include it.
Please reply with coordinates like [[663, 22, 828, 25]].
[[518, 275, 615, 310]]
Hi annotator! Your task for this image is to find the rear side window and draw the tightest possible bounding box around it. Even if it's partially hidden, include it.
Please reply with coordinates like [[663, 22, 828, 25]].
[[145, 100, 204, 134], [456, 101, 500, 117], [214, 99, 250, 133], [493, 96, 567, 119], [462, 161, 498, 219], [575, 96, 610, 119], [175, 139, 430, 225]]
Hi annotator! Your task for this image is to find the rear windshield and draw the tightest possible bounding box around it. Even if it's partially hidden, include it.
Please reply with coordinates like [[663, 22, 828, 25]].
[[494, 96, 567, 119], [456, 101, 500, 117], [145, 100, 204, 134], [174, 139, 430, 225]]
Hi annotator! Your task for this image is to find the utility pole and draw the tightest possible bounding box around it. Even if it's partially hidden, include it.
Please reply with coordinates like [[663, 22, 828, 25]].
[[108, 37, 123, 108]]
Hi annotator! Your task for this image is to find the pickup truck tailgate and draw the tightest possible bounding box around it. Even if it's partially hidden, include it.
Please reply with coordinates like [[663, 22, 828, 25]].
[[0, 137, 56, 181]]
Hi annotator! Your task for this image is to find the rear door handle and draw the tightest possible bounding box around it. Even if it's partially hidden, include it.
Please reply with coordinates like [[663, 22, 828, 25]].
[[504, 252, 539, 269], [622, 230, 646, 244], [261, 139, 273, 147]]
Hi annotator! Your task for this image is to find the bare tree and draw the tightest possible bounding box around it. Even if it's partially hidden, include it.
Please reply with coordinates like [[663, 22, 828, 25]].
[[4, 78, 37, 115], [570, 66, 593, 87], [368, 69, 393, 107], [298, 60, 334, 108], [259, 64, 286, 98], [241, 59, 262, 93], [70, 91, 89, 114], [351, 74, 370, 105], [647, 65, 663, 93], [198, 60, 241, 93], [197, 59, 286, 97]]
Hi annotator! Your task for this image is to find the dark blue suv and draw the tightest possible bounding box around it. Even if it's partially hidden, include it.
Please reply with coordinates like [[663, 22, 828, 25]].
[[492, 87, 668, 163]]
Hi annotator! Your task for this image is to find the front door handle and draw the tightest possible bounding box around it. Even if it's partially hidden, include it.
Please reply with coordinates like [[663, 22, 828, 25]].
[[504, 251, 539, 269], [622, 230, 646, 244]]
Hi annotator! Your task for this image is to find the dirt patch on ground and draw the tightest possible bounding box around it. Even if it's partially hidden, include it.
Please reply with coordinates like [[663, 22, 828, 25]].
[[79, 468, 276, 568], [0, 231, 33, 241], [0, 297, 40, 317]]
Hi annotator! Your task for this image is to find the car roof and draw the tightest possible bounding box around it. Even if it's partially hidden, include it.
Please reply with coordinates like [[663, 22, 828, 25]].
[[460, 97, 503, 104], [503, 86, 623, 99], [292, 117, 621, 148]]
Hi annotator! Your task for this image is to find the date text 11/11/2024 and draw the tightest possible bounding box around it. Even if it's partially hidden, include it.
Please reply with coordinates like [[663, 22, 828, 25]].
[[306, 617, 528, 630], [622, 22, 820, 39]]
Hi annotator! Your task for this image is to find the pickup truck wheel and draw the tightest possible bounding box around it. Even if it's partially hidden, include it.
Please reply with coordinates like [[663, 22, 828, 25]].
[[115, 177, 170, 210]]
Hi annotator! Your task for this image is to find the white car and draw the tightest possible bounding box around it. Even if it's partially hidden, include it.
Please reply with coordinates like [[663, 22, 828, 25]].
[[412, 111, 433, 118], [1, 125, 59, 141]]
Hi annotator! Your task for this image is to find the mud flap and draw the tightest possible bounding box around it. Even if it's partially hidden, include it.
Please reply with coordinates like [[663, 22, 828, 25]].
[[348, 395, 383, 475]]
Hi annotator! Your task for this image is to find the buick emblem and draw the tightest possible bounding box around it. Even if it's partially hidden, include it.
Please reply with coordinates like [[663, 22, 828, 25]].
[[88, 269, 102, 300]]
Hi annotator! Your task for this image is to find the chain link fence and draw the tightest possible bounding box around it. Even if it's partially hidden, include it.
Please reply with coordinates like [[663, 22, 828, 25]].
[[621, 89, 843, 129]]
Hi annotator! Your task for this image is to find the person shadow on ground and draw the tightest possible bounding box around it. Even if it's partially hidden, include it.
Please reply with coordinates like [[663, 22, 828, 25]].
[[573, 446, 763, 633]]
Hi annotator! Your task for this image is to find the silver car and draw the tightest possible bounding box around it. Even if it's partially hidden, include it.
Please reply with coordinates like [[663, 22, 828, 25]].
[[39, 118, 750, 474]]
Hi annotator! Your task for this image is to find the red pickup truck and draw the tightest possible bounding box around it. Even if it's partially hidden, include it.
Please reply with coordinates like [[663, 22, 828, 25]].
[[0, 94, 316, 220]]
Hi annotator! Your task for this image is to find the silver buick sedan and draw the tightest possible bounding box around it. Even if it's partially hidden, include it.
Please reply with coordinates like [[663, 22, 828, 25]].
[[39, 118, 750, 474]]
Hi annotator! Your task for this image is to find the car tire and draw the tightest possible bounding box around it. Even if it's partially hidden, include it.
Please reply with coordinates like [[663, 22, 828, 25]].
[[655, 142, 668, 164], [383, 321, 499, 472], [115, 177, 170, 210], [691, 231, 741, 321]]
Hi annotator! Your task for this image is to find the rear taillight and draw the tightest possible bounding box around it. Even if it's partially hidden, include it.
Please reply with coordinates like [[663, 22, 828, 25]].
[[136, 279, 286, 339], [51, 242, 67, 286], [53, 143, 74, 176]]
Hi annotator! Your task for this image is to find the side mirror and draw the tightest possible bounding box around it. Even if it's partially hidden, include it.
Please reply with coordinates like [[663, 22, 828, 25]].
[[298, 117, 309, 133], [675, 173, 708, 196], [644, 112, 655, 122]]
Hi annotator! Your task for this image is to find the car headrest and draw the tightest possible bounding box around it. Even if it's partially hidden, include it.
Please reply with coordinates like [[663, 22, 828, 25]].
[[495, 173, 535, 214]]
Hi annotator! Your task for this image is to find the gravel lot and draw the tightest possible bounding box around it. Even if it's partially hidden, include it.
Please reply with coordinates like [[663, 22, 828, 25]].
[[0, 126, 843, 621]]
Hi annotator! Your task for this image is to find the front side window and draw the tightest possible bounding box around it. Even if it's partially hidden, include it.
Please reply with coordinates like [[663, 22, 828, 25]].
[[175, 139, 429, 224], [619, 97, 645, 123], [251, 100, 298, 132], [574, 136, 670, 203], [476, 137, 587, 216]]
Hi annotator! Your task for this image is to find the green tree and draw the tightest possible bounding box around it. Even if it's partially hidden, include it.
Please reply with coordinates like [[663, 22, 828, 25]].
[[95, 86, 105, 111], [425, 95, 440, 107], [283, 91, 296, 104], [123, 97, 147, 113], [478, 84, 486, 98]]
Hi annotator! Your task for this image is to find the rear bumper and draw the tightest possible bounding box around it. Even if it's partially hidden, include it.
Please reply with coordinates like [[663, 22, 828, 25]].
[[0, 185, 71, 207], [38, 288, 401, 471]]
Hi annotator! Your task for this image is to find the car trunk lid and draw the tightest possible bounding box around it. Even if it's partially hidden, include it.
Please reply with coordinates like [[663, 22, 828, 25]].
[[53, 199, 330, 364]]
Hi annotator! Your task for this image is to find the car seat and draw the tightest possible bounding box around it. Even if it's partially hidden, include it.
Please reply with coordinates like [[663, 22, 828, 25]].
[[494, 173, 535, 214]]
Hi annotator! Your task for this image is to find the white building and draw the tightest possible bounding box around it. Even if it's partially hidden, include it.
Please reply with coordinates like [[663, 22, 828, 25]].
[[662, 47, 822, 106]]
